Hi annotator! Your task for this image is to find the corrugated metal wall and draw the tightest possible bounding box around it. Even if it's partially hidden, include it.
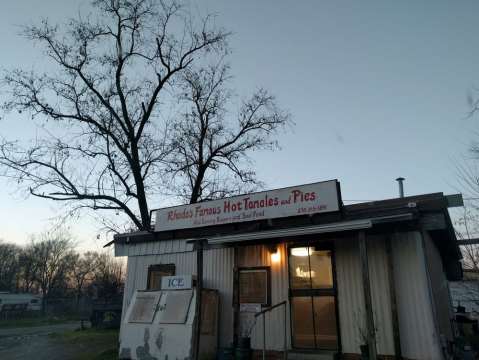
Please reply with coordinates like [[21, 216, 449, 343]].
[[117, 230, 444, 358], [237, 244, 290, 351], [335, 234, 394, 355], [335, 236, 366, 354], [391, 231, 442, 360], [423, 231, 454, 342]]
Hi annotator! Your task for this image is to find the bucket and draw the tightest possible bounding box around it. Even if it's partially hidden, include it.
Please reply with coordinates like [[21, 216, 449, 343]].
[[234, 337, 252, 360], [234, 348, 251, 360], [217, 347, 234, 360]]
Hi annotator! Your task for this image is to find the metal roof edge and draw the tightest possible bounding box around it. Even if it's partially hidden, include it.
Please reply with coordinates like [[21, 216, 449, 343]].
[[206, 213, 414, 245]]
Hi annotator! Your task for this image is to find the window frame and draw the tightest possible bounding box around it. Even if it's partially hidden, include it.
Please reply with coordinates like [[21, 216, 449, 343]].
[[288, 241, 340, 351], [146, 263, 176, 290], [288, 246, 336, 298]]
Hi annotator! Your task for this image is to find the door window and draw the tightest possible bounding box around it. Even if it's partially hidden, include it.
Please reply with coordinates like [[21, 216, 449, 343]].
[[289, 245, 338, 350]]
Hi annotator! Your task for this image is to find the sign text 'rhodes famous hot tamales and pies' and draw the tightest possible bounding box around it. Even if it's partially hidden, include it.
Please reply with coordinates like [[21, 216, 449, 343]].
[[154, 180, 341, 231]]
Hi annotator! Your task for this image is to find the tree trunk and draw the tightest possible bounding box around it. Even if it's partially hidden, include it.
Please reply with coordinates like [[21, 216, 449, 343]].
[[130, 141, 150, 230]]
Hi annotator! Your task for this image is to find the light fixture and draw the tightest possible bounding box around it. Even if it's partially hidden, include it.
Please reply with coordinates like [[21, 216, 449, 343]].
[[291, 247, 313, 257], [269, 245, 281, 263], [271, 249, 281, 263]]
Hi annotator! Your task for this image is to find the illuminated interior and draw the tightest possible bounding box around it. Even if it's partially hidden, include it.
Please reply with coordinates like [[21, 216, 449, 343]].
[[289, 245, 337, 349]]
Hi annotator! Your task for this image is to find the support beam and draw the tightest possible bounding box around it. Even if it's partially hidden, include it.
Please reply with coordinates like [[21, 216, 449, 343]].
[[193, 239, 206, 360], [359, 230, 378, 359], [385, 236, 402, 359], [233, 245, 240, 347]]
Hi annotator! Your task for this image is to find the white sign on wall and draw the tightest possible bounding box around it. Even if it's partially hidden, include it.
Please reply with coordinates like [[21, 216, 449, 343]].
[[161, 275, 193, 290], [154, 180, 340, 232], [240, 303, 262, 313]]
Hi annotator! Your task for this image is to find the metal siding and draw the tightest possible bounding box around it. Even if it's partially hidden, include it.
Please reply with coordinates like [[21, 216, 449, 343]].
[[238, 244, 290, 351], [392, 231, 443, 360], [335, 237, 364, 354], [203, 247, 235, 347], [367, 236, 394, 355], [114, 239, 193, 257], [423, 231, 454, 341]]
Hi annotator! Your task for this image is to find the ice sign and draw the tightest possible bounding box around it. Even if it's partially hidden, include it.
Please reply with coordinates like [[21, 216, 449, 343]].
[[161, 275, 193, 290]]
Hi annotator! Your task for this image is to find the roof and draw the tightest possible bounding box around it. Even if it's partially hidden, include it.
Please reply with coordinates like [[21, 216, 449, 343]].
[[109, 191, 464, 282]]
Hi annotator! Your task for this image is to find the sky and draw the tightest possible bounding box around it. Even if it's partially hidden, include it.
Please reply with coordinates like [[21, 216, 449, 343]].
[[1, 0, 479, 250]]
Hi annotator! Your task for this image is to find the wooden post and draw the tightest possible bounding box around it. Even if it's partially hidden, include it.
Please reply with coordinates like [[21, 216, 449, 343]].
[[359, 231, 377, 359], [193, 239, 205, 360], [385, 236, 402, 359]]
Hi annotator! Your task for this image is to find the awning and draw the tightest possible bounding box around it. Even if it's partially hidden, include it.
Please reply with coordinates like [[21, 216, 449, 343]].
[[206, 213, 414, 245]]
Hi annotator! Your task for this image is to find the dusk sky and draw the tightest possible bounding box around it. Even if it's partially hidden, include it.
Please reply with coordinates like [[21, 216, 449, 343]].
[[1, 0, 478, 250]]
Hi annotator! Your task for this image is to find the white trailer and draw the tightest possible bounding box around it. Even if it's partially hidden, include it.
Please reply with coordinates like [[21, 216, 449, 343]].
[[0, 292, 42, 311]]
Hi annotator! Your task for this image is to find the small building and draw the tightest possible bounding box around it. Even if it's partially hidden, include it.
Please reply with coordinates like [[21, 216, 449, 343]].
[[112, 180, 463, 359]]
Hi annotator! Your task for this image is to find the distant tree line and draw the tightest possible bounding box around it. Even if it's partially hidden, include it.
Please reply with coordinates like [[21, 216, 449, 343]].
[[0, 231, 123, 308]]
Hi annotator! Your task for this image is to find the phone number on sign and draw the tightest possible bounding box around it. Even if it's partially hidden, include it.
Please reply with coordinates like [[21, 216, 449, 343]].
[[297, 205, 328, 214]]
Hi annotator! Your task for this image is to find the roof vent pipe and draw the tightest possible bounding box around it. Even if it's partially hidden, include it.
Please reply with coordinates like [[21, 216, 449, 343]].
[[396, 177, 405, 198]]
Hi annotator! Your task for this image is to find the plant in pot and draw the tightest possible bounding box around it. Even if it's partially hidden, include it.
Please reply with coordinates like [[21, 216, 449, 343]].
[[235, 317, 255, 359]]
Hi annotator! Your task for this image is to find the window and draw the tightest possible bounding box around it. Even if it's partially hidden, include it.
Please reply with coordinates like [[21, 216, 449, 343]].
[[147, 264, 175, 290], [238, 267, 271, 306], [289, 248, 333, 289]]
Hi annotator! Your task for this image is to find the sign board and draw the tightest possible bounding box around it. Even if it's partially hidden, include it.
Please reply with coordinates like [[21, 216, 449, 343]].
[[155, 180, 340, 232], [161, 275, 193, 290]]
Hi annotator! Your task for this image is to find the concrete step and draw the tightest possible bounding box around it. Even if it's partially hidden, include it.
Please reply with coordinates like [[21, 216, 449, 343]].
[[287, 350, 335, 360]]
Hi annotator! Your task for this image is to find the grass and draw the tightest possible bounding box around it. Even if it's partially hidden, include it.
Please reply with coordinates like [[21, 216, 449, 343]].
[[49, 327, 118, 341], [91, 348, 118, 360], [50, 328, 119, 360], [0, 315, 79, 328]]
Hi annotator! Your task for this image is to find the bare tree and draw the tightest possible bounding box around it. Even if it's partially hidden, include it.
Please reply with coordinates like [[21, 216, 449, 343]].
[[70, 251, 97, 305], [455, 205, 479, 269], [0, 0, 228, 230], [0, 241, 21, 292], [18, 243, 40, 293], [89, 252, 124, 300], [167, 62, 290, 203], [26, 231, 75, 310]]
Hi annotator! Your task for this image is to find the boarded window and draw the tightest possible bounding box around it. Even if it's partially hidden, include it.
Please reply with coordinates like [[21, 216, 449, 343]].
[[201, 290, 218, 335], [238, 267, 270, 306], [147, 264, 175, 290]]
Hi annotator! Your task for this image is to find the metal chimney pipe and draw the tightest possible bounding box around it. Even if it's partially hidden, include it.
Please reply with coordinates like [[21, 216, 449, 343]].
[[396, 177, 405, 198]]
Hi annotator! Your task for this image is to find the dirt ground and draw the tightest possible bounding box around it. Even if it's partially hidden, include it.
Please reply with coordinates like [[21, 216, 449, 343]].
[[0, 322, 118, 360]]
